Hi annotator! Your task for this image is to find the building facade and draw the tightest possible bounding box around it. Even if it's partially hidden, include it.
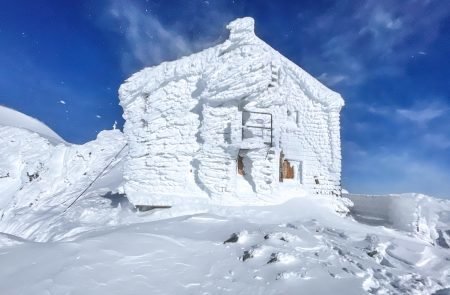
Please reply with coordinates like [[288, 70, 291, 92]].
[[119, 17, 344, 206]]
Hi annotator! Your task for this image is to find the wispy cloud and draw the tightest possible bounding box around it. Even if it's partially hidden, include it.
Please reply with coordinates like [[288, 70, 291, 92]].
[[396, 104, 446, 125], [358, 100, 448, 126], [317, 72, 349, 87], [101, 0, 231, 73], [343, 142, 450, 198], [423, 133, 450, 150], [106, 0, 193, 72], [304, 0, 450, 86], [350, 99, 450, 154]]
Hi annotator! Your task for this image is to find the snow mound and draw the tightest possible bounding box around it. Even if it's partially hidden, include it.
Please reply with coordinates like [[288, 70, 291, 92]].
[[0, 105, 65, 144], [346, 193, 450, 245], [0, 125, 126, 241]]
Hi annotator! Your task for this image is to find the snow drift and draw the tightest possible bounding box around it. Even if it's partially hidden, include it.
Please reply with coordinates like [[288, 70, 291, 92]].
[[346, 193, 450, 246], [0, 122, 126, 240]]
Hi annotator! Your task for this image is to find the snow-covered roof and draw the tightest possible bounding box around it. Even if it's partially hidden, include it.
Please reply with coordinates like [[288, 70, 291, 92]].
[[119, 17, 344, 110]]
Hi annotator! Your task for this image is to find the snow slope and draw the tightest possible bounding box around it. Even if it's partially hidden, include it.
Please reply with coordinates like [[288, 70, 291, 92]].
[[0, 123, 127, 240], [0, 105, 65, 144]]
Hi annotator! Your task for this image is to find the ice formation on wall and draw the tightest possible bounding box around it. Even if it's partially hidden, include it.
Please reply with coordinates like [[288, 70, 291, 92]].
[[119, 17, 344, 206]]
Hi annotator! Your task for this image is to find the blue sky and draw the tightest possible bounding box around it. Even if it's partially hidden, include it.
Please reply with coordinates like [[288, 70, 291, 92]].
[[1, 0, 449, 198]]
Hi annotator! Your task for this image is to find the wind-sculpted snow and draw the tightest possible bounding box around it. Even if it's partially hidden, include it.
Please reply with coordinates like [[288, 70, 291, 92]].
[[0, 195, 448, 295], [347, 193, 450, 245]]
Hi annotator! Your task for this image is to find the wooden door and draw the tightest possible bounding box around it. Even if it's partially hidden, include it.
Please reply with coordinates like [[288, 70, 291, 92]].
[[279, 152, 295, 181], [282, 160, 294, 179]]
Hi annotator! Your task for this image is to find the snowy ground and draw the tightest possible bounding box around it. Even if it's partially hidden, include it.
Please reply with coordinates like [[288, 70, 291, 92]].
[[0, 192, 449, 295], [0, 110, 450, 294]]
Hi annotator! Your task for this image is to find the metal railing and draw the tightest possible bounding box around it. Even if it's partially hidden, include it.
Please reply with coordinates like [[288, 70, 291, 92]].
[[241, 110, 273, 147]]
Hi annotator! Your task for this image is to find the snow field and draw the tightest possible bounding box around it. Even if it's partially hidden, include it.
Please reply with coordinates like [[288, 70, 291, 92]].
[[0, 196, 449, 295]]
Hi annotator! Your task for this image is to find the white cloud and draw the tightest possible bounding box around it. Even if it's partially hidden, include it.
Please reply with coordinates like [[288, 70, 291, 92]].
[[358, 100, 448, 127], [396, 103, 446, 125], [317, 72, 349, 87], [423, 133, 450, 150], [306, 0, 450, 84], [107, 1, 193, 70], [371, 7, 402, 31], [101, 0, 232, 73], [366, 105, 389, 116], [344, 144, 450, 198]]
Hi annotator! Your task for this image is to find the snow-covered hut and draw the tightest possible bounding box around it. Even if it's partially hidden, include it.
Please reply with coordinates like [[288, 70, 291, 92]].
[[119, 17, 344, 207]]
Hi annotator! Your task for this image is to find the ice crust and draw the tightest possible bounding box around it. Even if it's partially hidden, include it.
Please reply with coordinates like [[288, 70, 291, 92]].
[[119, 17, 345, 206]]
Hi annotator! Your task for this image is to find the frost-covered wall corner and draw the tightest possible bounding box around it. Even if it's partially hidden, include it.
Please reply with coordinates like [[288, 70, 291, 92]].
[[119, 17, 344, 206]]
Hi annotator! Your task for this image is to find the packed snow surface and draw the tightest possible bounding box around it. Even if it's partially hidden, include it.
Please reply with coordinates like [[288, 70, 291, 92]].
[[0, 191, 449, 295]]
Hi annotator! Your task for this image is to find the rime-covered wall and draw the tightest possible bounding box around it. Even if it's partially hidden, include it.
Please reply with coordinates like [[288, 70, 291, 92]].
[[275, 70, 342, 196], [122, 78, 201, 205], [119, 17, 344, 206]]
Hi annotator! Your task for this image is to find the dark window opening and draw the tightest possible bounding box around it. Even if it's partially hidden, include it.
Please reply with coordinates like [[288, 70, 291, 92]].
[[237, 155, 245, 176]]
